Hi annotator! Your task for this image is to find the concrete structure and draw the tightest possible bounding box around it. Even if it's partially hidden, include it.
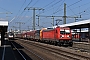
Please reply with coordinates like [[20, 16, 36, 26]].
[[0, 20, 8, 46]]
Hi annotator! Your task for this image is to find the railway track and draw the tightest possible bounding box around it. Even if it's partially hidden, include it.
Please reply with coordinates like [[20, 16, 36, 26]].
[[14, 39, 90, 60], [16, 38, 90, 53], [10, 41, 33, 60], [13, 40, 63, 60], [72, 42, 90, 52], [11, 42, 27, 60], [10, 40, 45, 60]]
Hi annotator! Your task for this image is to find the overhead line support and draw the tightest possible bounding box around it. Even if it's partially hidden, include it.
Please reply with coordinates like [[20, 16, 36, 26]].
[[24, 7, 44, 30], [15, 22, 25, 33]]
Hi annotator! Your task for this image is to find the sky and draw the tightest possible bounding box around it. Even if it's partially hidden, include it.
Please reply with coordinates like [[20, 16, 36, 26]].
[[0, 0, 90, 31]]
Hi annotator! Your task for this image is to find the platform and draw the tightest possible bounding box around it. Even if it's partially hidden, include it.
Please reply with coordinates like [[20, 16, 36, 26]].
[[0, 45, 16, 60]]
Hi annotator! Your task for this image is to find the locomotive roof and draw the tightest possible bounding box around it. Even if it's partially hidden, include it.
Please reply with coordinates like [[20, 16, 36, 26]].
[[42, 27, 55, 32]]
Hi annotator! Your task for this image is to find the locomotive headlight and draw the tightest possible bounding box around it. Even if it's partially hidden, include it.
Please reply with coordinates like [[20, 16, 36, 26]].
[[67, 35, 69, 37], [67, 35, 70, 38], [60, 35, 64, 38], [62, 35, 64, 37]]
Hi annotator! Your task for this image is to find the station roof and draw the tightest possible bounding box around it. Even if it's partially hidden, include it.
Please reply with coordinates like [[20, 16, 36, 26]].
[[0, 20, 8, 26], [0, 20, 8, 32], [54, 19, 90, 29]]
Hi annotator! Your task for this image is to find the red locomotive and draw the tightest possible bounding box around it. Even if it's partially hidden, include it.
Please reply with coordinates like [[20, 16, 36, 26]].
[[40, 26, 73, 46]]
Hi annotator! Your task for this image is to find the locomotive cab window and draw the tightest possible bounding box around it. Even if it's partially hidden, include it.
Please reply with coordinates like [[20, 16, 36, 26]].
[[60, 29, 65, 34], [8, 32, 13, 36], [60, 29, 70, 34], [65, 30, 70, 34]]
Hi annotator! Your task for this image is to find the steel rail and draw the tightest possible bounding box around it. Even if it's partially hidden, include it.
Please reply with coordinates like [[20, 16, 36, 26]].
[[2, 45, 5, 60], [17, 41, 44, 60], [11, 42, 26, 60], [18, 39, 90, 60]]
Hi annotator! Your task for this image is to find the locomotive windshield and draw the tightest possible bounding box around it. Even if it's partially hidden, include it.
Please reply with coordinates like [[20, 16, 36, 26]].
[[60, 29, 70, 34], [8, 32, 14, 36]]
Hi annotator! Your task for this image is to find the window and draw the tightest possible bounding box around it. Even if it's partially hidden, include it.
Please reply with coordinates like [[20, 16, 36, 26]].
[[60, 29, 70, 34]]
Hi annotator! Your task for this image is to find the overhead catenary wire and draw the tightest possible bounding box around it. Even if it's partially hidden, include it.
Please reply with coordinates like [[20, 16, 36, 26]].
[[52, 0, 65, 15], [26, 0, 32, 7], [31, 0, 39, 7], [52, 0, 82, 15], [67, 1, 90, 17], [17, 0, 39, 22], [37, 0, 64, 15], [0, 7, 12, 13], [42, 0, 55, 8], [9, 0, 26, 23], [23, 0, 84, 28], [12, 0, 32, 22], [9, 0, 32, 30], [18, 0, 65, 29], [9, 0, 34, 30], [36, 0, 65, 23], [10, 0, 90, 30], [64, 0, 90, 17], [20, 0, 43, 30], [24, 0, 55, 29], [39, 0, 82, 25]]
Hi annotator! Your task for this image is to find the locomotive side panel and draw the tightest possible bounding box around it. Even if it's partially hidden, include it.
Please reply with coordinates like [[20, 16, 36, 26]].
[[41, 26, 73, 46], [42, 29, 55, 40]]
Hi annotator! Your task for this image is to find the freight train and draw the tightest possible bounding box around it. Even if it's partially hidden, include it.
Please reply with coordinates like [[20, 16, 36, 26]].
[[16, 26, 73, 46]]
